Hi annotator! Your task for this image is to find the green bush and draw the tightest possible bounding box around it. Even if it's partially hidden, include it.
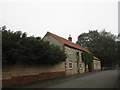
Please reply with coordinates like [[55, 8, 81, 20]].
[[2, 28, 67, 66]]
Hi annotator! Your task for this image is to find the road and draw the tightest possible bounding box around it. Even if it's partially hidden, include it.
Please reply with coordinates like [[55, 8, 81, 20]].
[[48, 70, 118, 88], [19, 70, 118, 88]]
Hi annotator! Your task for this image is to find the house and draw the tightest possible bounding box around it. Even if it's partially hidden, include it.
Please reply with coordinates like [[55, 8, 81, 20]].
[[2, 32, 101, 87], [43, 32, 101, 75]]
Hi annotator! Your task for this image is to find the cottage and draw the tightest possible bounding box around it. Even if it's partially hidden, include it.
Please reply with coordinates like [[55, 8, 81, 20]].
[[3, 32, 101, 87], [43, 32, 101, 75]]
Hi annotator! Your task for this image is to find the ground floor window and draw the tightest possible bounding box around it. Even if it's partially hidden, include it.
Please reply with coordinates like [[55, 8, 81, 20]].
[[69, 62, 73, 69], [79, 63, 82, 69]]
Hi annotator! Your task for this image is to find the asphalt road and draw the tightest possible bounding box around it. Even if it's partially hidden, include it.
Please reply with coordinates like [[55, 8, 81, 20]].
[[48, 70, 118, 88], [19, 69, 118, 88]]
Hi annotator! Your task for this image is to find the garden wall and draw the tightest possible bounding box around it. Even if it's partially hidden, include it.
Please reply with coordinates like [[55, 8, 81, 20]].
[[2, 62, 65, 87]]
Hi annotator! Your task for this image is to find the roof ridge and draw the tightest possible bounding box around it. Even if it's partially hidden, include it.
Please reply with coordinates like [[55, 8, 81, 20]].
[[48, 32, 90, 52], [48, 32, 68, 41]]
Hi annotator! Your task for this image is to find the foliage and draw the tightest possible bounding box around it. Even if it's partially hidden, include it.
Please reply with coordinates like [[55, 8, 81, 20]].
[[117, 40, 120, 66], [77, 30, 100, 49], [77, 30, 118, 67], [2, 26, 67, 66], [81, 52, 93, 72], [118, 33, 120, 66]]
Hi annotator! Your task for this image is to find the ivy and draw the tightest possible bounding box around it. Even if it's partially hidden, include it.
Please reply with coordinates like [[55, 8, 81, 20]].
[[81, 52, 93, 72]]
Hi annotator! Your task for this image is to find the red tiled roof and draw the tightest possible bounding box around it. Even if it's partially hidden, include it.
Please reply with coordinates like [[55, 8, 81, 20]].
[[44, 32, 100, 60], [94, 56, 100, 60]]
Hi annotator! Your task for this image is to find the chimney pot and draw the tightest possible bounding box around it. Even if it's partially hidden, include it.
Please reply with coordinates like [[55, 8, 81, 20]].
[[68, 34, 72, 41]]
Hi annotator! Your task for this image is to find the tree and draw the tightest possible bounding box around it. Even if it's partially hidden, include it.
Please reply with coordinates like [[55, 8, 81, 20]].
[[2, 27, 67, 66], [117, 33, 120, 66], [2, 29, 22, 65], [77, 30, 117, 67], [77, 30, 100, 50]]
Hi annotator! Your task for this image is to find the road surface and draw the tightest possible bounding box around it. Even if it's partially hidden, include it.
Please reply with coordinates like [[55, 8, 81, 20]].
[[48, 70, 118, 88], [20, 69, 118, 88]]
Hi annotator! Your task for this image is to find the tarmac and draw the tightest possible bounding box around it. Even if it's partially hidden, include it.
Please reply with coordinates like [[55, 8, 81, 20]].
[[15, 71, 102, 88]]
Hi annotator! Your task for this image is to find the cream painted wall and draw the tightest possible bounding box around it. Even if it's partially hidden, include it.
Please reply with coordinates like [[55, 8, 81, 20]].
[[3, 62, 65, 79], [97, 60, 101, 70], [93, 60, 101, 70]]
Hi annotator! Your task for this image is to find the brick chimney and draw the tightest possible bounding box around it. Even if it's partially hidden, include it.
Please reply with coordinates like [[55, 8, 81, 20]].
[[68, 35, 72, 41]]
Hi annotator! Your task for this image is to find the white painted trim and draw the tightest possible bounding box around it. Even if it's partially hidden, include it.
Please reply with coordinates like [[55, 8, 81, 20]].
[[68, 62, 73, 70]]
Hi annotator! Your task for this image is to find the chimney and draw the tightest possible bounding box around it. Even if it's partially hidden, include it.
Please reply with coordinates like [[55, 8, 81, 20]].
[[68, 35, 72, 41]]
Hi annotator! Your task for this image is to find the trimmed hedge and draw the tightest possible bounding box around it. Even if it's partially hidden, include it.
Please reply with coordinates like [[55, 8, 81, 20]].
[[2, 29, 67, 66]]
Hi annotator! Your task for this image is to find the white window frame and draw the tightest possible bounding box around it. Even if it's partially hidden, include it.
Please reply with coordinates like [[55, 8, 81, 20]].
[[69, 62, 73, 70], [79, 63, 82, 69]]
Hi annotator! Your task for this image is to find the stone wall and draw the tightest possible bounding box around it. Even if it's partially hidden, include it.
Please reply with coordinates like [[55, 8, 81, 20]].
[[43, 35, 63, 49], [43, 35, 86, 74], [65, 46, 85, 75]]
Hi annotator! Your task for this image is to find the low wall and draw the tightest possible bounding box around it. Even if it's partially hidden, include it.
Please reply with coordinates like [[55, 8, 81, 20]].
[[2, 62, 65, 87], [2, 71, 65, 87]]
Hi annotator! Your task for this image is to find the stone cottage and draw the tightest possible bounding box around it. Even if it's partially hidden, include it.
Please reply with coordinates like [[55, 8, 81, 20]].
[[43, 32, 101, 75], [2, 32, 101, 87]]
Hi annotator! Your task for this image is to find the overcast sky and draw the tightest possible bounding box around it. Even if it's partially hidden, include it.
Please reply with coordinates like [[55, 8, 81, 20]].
[[0, 0, 119, 43]]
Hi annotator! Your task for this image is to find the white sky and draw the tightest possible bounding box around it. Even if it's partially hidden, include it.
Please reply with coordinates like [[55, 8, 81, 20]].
[[0, 0, 119, 43]]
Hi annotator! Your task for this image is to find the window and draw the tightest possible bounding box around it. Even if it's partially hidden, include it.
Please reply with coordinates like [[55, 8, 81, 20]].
[[77, 52, 81, 57], [77, 52, 79, 56], [79, 64, 82, 69], [69, 62, 73, 69]]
